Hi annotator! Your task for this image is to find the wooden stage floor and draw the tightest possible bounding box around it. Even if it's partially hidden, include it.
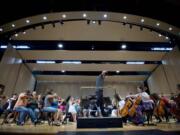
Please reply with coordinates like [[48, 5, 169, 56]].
[[0, 119, 179, 135]]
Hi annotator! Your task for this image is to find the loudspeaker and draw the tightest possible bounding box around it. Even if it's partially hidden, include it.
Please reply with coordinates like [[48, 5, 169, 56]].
[[77, 117, 123, 128]]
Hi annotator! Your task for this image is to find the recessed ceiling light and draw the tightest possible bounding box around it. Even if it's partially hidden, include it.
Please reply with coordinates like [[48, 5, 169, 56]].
[[62, 14, 66, 18], [61, 70, 66, 73], [103, 14, 107, 18], [121, 44, 127, 49], [156, 22, 160, 26], [0, 28, 3, 32], [141, 19, 144, 23], [165, 36, 169, 40], [116, 70, 120, 73], [169, 27, 172, 31], [123, 16, 127, 20], [12, 24, 15, 28], [23, 31, 26, 34], [158, 34, 162, 37], [43, 16, 47, 20], [58, 43, 63, 48], [26, 19, 30, 24], [83, 13, 87, 18]]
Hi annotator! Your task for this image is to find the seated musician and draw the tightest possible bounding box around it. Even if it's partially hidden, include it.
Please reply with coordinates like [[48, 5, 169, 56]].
[[68, 97, 77, 122], [27, 91, 40, 121], [3, 93, 18, 123], [14, 90, 38, 125], [43, 91, 61, 126]]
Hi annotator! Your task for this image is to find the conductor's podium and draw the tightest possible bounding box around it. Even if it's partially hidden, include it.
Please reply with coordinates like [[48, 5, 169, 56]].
[[77, 117, 123, 128]]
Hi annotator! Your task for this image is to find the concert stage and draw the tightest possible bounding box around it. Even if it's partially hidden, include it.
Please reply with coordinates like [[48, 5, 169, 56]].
[[0, 119, 179, 135], [77, 117, 123, 128]]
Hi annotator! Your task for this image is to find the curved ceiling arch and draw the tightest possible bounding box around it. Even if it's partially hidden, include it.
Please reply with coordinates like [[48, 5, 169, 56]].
[[0, 11, 180, 40]]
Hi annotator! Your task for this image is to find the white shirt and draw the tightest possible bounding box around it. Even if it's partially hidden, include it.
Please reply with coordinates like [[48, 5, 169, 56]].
[[119, 100, 125, 110]]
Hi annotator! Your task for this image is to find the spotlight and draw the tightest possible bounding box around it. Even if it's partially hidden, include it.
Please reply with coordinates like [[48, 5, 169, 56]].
[[141, 19, 144, 23], [12, 24, 15, 28], [156, 22, 160, 26], [26, 19, 30, 24], [116, 70, 120, 73], [23, 31, 26, 34], [58, 43, 63, 48], [43, 16, 47, 20], [123, 16, 127, 20], [165, 36, 169, 40], [0, 28, 3, 32], [62, 14, 66, 18], [83, 13, 87, 18], [103, 14, 107, 18], [158, 34, 162, 37], [169, 27, 172, 31], [92, 46, 94, 50], [121, 44, 127, 49]]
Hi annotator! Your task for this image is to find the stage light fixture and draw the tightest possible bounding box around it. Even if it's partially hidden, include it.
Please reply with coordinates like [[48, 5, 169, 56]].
[[43, 16, 47, 20], [158, 34, 162, 37], [123, 16, 127, 20], [169, 27, 172, 31], [156, 22, 160, 26], [141, 19, 144, 23], [26, 19, 30, 24], [62, 14, 66, 18], [83, 13, 87, 18], [12, 24, 15, 28], [103, 14, 107, 18]]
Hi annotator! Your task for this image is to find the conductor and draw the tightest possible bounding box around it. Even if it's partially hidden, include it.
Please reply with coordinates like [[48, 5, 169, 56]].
[[95, 70, 108, 116]]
